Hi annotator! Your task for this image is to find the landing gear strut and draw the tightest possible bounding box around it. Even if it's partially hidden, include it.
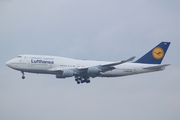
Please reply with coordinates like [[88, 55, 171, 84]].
[[21, 71, 25, 79], [75, 77, 91, 84]]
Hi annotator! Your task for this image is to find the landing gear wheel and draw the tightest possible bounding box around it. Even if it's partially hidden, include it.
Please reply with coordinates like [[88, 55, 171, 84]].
[[21, 71, 25, 79], [77, 81, 80, 84], [86, 80, 90, 83]]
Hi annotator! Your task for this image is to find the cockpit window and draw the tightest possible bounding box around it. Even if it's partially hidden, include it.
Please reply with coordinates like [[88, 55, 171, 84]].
[[17, 56, 22, 58]]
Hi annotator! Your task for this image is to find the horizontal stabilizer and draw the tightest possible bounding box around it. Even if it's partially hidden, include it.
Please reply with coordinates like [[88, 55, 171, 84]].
[[143, 64, 170, 70]]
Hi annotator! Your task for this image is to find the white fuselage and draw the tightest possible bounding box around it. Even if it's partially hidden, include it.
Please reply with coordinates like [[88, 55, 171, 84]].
[[6, 54, 162, 78]]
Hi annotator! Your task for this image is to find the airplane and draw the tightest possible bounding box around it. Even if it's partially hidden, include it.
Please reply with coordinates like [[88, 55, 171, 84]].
[[6, 42, 171, 84]]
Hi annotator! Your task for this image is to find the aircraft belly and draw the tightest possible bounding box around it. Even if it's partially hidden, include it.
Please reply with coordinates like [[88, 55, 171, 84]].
[[14, 67, 57, 74]]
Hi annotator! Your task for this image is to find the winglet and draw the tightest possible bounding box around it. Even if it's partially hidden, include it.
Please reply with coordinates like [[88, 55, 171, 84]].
[[125, 56, 136, 62], [120, 56, 136, 64]]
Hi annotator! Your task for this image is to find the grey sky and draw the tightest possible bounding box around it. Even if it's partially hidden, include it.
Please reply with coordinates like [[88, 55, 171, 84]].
[[0, 0, 180, 120]]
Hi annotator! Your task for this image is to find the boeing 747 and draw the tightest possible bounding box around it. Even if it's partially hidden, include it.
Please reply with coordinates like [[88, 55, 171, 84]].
[[6, 42, 171, 84]]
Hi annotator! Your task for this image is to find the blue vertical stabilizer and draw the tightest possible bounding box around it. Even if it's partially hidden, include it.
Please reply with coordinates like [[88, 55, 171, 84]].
[[135, 42, 171, 64]]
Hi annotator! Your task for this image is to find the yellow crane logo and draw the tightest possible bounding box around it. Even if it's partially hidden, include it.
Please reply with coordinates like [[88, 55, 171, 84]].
[[152, 47, 164, 59]]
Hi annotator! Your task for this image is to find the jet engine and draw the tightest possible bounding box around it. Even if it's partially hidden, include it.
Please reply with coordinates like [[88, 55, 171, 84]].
[[56, 70, 74, 78], [63, 70, 74, 77], [88, 67, 100, 76]]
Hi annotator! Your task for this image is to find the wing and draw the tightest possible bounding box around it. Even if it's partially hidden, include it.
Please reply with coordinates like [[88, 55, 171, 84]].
[[100, 56, 135, 68], [79, 56, 136, 73], [48, 56, 135, 78]]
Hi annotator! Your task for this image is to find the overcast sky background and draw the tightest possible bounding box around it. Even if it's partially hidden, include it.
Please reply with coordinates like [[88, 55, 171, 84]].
[[0, 0, 180, 120]]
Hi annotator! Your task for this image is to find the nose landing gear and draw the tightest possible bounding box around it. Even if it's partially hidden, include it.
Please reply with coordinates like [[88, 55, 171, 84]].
[[21, 71, 25, 79]]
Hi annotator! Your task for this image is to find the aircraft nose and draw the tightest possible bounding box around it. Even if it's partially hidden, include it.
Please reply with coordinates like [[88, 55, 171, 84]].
[[6, 61, 10, 67], [6, 60, 12, 67]]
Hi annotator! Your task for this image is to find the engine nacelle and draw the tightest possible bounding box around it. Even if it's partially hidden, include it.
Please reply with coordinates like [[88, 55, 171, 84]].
[[88, 67, 100, 76], [56, 70, 74, 78], [63, 70, 74, 77]]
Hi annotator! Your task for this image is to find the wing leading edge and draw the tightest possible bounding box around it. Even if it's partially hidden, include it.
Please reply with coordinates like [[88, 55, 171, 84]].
[[100, 56, 135, 68]]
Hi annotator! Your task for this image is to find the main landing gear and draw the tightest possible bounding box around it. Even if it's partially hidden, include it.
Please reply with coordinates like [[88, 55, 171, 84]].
[[21, 71, 25, 79], [75, 77, 90, 84]]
